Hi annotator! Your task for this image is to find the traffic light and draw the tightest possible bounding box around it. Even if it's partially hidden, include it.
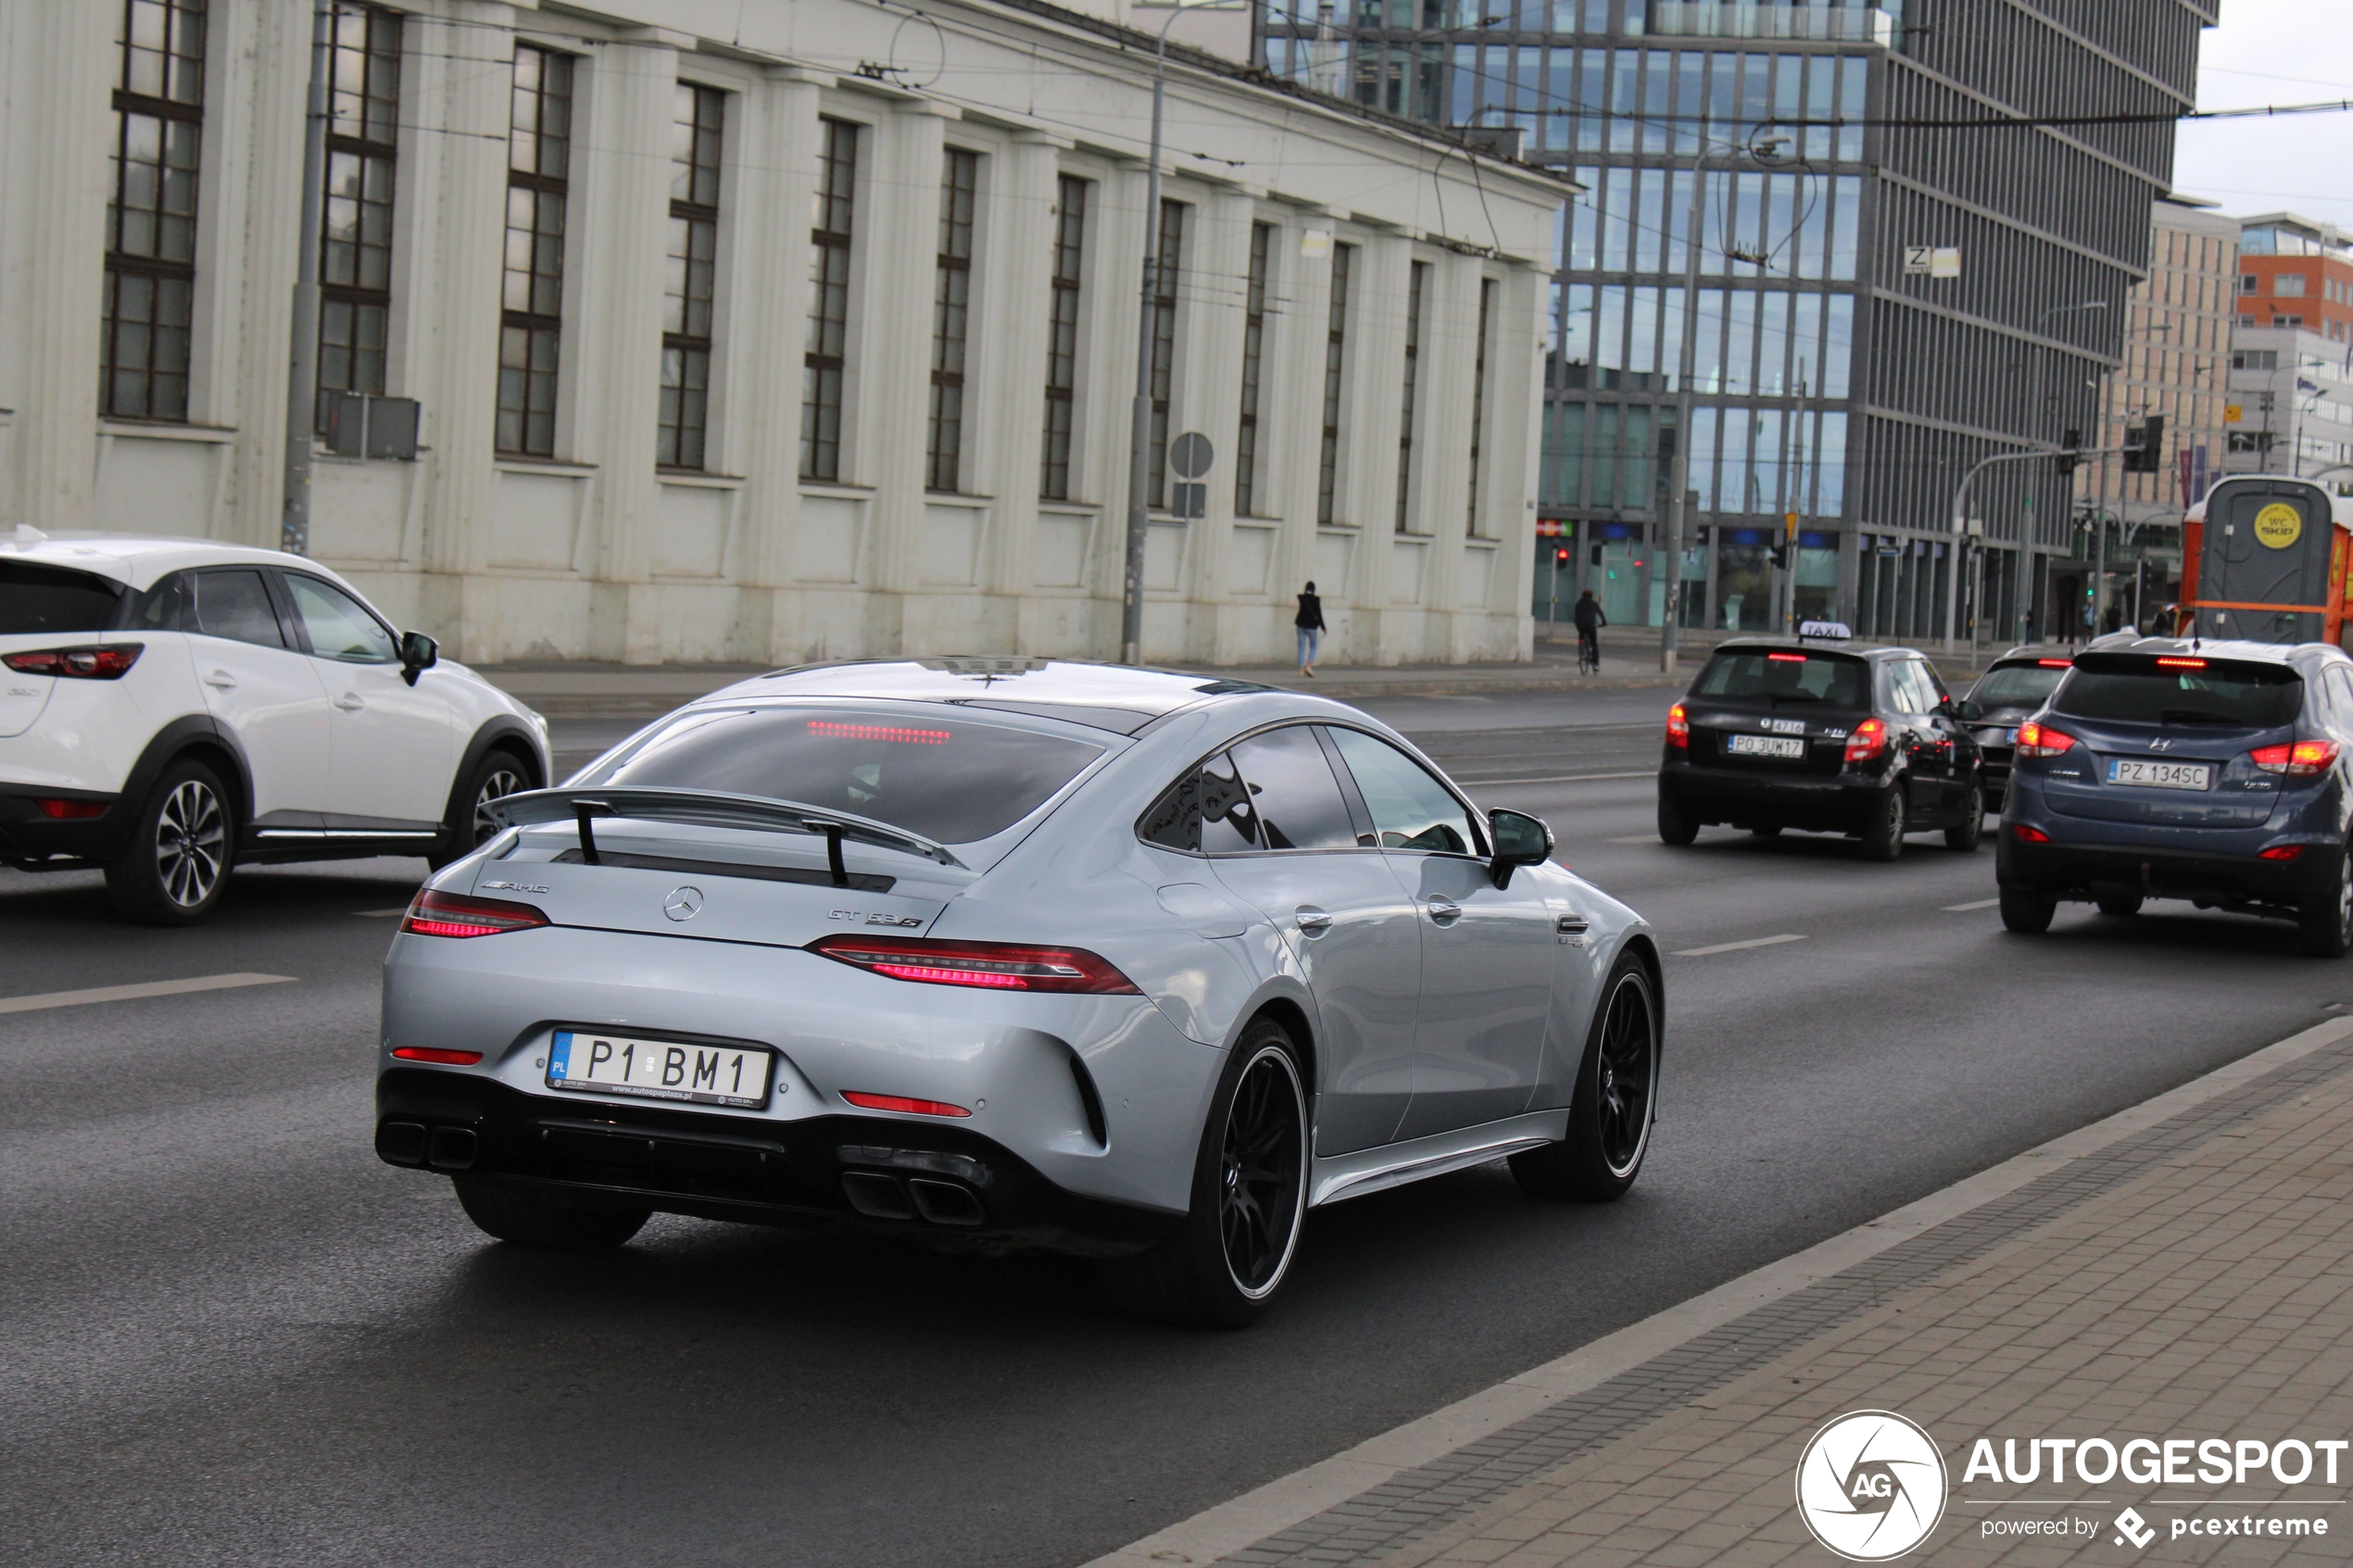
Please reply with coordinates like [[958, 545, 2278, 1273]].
[[1768, 539, 1790, 569], [2123, 416, 2164, 473], [1554, 547, 1570, 565], [2056, 429, 2082, 479]]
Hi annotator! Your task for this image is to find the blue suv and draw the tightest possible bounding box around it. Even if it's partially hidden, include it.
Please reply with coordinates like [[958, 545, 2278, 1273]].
[[1998, 639, 2353, 956]]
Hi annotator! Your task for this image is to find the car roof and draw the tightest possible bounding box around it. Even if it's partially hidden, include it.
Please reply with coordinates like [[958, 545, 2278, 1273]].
[[0, 532, 332, 592], [700, 658, 1282, 735], [1709, 636, 1897, 660], [2078, 635, 2334, 668]]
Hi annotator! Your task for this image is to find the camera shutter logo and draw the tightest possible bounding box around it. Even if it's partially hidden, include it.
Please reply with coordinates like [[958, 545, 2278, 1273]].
[[1794, 1411, 1948, 1561]]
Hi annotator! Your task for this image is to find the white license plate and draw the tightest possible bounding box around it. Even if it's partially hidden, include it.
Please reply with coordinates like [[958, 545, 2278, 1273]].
[[2107, 759, 2212, 792], [547, 1029, 773, 1108], [1728, 734, 1807, 759]]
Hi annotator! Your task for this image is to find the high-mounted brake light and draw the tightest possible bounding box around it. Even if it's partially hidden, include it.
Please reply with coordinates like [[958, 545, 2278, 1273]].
[[1767, 652, 1806, 663], [2036, 659, 2072, 669], [1843, 718, 1887, 764], [2014, 721, 2076, 759], [806, 720, 950, 745], [1666, 703, 1689, 749], [808, 934, 1142, 994], [2012, 824, 2051, 844], [2156, 657, 2207, 670], [391, 1047, 484, 1065], [2, 644, 142, 679], [841, 1090, 972, 1118], [2249, 740, 2339, 777], [399, 888, 551, 938]]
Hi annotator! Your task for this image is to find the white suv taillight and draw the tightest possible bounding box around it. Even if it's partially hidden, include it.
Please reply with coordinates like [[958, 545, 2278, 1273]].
[[3, 644, 142, 679]]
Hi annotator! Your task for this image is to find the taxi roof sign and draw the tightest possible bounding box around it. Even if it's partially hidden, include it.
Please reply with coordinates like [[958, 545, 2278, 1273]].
[[1797, 620, 1853, 642]]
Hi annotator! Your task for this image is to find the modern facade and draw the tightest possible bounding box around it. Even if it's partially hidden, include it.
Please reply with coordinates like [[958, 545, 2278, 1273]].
[[0, 0, 1566, 668], [1261, 0, 2220, 647], [2233, 212, 2353, 344], [2224, 214, 2353, 493], [2068, 193, 2238, 634]]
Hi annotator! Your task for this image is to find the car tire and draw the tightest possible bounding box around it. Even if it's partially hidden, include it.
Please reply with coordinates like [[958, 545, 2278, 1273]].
[[1999, 886, 2057, 934], [452, 1176, 649, 1251], [105, 757, 235, 926], [1656, 794, 1700, 847], [2297, 844, 2352, 960], [1097, 1016, 1310, 1329], [1510, 953, 1657, 1202], [431, 747, 533, 871], [1748, 823, 1782, 838], [1858, 784, 1906, 863], [2095, 893, 2144, 917], [1944, 780, 1984, 853]]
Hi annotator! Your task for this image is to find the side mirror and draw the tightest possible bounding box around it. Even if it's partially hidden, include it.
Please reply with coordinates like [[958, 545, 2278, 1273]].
[[399, 630, 438, 686], [1487, 808, 1555, 890], [1955, 698, 1982, 721]]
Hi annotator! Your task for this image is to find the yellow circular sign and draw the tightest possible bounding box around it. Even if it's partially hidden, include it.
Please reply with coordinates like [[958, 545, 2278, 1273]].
[[2253, 502, 2303, 550]]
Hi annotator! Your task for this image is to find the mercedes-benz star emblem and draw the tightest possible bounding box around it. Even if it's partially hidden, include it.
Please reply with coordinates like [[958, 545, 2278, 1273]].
[[662, 886, 704, 922]]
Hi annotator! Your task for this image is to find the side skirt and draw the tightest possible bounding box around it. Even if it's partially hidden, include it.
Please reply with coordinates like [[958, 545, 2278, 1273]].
[[1309, 1109, 1568, 1209]]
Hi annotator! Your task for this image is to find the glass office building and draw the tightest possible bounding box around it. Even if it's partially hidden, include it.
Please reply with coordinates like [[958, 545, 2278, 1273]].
[[1262, 0, 2218, 642]]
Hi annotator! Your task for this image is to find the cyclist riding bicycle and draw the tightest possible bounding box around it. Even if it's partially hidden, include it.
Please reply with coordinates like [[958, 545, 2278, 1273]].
[[1572, 589, 1605, 674]]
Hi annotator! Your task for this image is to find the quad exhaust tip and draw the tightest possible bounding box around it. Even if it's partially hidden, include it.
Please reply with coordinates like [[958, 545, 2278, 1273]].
[[840, 1170, 985, 1226]]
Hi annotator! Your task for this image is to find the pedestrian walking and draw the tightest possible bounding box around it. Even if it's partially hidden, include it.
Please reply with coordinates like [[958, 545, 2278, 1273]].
[[1572, 589, 1605, 674], [1295, 581, 1326, 677]]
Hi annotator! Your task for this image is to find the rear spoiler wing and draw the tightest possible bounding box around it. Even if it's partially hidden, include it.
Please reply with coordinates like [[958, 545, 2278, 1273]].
[[485, 786, 967, 879]]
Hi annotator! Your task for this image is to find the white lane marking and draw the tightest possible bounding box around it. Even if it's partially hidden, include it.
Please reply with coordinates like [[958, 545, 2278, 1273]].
[[1458, 770, 1659, 786], [353, 908, 410, 918], [1077, 1012, 2353, 1568], [1605, 834, 1658, 845], [0, 972, 297, 1016], [1944, 897, 2002, 912], [1673, 934, 1806, 957]]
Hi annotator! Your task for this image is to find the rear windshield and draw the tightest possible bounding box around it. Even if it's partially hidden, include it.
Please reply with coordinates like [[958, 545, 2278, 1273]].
[[1693, 650, 1869, 708], [581, 706, 1105, 844], [2054, 660, 2301, 729], [0, 562, 126, 635], [1970, 662, 2067, 710]]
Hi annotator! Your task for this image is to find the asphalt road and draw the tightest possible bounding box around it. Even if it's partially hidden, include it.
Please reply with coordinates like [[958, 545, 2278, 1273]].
[[4, 688, 2342, 1568]]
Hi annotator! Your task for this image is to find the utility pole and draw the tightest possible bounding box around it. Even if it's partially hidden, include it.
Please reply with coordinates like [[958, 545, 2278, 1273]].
[[282, 0, 331, 557]]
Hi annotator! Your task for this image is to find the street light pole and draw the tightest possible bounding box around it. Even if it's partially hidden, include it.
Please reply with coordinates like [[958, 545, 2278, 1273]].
[[2005, 297, 2107, 646], [281, 0, 331, 556], [1659, 137, 1710, 673]]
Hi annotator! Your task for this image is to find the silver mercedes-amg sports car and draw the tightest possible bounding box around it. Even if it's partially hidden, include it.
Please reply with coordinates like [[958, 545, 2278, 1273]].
[[375, 659, 1662, 1326]]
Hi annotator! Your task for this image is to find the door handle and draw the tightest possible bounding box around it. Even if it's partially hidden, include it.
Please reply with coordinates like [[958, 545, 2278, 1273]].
[[1294, 906, 1333, 935], [334, 693, 366, 711], [1426, 896, 1462, 926], [1556, 913, 1591, 935], [203, 670, 237, 689]]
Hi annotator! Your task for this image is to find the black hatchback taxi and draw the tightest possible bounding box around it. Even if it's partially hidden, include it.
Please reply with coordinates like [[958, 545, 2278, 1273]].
[[1658, 633, 1984, 859], [1997, 638, 2353, 956]]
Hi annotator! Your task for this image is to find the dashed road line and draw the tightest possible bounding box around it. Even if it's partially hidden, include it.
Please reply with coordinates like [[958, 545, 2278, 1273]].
[[1672, 934, 1807, 958], [1944, 897, 2002, 912], [0, 972, 297, 1015]]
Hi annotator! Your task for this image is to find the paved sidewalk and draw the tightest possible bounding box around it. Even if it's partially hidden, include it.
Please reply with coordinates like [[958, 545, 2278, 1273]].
[[1193, 1026, 2353, 1568]]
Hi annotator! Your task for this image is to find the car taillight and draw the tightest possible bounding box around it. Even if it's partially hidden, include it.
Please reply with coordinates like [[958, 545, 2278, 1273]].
[[2013, 824, 2051, 843], [2259, 845, 2307, 861], [399, 888, 550, 937], [1843, 718, 1887, 763], [2014, 721, 2076, 759], [2157, 657, 2207, 670], [1666, 703, 1689, 748], [36, 798, 107, 820], [390, 1047, 484, 1065], [2, 644, 142, 679], [841, 1091, 972, 1118], [2036, 659, 2072, 669], [808, 935, 1142, 994], [2249, 740, 2340, 777]]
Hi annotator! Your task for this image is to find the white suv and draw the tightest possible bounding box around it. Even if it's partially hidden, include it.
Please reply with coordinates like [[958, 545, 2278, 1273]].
[[0, 531, 549, 923]]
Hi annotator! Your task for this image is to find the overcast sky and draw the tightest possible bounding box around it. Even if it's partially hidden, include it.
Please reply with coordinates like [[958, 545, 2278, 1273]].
[[2172, 0, 2353, 230]]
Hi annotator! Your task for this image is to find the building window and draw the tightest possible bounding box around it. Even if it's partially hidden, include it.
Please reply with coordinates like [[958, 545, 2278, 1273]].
[[316, 3, 398, 433], [2275, 274, 2306, 298], [1235, 222, 1273, 517], [1467, 279, 1495, 534], [498, 45, 572, 458], [802, 118, 857, 483], [659, 83, 724, 470], [1317, 243, 1353, 526], [1146, 201, 1186, 507], [927, 148, 977, 493], [2240, 273, 2258, 293], [102, 0, 207, 422], [1040, 175, 1087, 501], [1395, 262, 1427, 533]]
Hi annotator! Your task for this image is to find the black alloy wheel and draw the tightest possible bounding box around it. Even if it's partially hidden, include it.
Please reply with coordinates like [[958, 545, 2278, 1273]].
[[1944, 779, 1984, 853], [433, 750, 532, 870], [1858, 784, 1906, 862], [107, 759, 233, 925], [2298, 842, 2353, 960], [1511, 953, 1658, 1201], [1748, 823, 1783, 838], [1097, 1018, 1309, 1328]]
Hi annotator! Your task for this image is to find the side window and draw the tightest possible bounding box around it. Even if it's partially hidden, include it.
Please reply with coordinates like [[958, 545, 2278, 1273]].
[[130, 571, 190, 631], [1888, 660, 1935, 715], [285, 574, 398, 663], [1227, 726, 1359, 850], [1327, 728, 1478, 856], [2325, 667, 2353, 732], [1919, 661, 1952, 708], [1139, 749, 1259, 854], [188, 570, 288, 649]]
